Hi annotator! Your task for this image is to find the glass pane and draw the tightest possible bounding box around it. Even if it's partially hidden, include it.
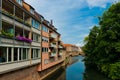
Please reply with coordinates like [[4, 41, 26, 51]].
[[0, 47, 7, 63], [14, 48, 18, 61], [31, 49, 33, 59], [26, 49, 28, 59], [19, 48, 22, 60], [8, 47, 12, 62], [23, 48, 26, 60]]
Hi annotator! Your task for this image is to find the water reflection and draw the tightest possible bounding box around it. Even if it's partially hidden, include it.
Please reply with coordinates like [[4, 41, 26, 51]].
[[66, 56, 85, 80], [83, 67, 111, 80], [45, 56, 110, 80]]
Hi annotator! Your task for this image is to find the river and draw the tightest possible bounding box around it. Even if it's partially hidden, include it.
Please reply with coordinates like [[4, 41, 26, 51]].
[[44, 56, 111, 80]]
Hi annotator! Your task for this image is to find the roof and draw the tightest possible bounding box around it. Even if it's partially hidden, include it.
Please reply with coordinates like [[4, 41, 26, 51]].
[[63, 44, 78, 47]]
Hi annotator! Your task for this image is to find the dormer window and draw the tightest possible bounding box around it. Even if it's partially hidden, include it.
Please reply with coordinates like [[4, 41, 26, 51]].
[[16, 0, 23, 6], [30, 8, 34, 15]]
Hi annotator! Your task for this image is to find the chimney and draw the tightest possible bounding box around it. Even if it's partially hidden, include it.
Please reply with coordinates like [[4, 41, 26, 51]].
[[51, 20, 53, 25]]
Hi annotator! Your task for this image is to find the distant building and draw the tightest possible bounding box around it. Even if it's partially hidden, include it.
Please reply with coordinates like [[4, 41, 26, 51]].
[[63, 44, 80, 57]]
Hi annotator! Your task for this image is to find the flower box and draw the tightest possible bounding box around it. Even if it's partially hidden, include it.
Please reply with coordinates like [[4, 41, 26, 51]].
[[16, 36, 32, 43]]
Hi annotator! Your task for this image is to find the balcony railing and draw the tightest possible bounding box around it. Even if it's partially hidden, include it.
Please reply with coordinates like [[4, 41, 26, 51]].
[[2, 9, 31, 28], [50, 33, 57, 38], [0, 35, 14, 44], [0, 35, 32, 45], [49, 58, 55, 63], [58, 56, 62, 60], [59, 45, 63, 48], [50, 53, 56, 57], [50, 43, 56, 48]]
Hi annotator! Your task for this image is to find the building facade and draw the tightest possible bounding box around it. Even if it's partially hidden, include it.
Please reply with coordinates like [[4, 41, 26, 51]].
[[0, 0, 64, 78]]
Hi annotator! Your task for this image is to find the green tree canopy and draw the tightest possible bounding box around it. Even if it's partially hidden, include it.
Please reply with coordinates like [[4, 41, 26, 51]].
[[83, 2, 120, 79]]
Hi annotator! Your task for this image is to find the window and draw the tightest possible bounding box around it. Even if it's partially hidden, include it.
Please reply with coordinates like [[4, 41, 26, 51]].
[[0, 47, 7, 63], [32, 33, 40, 42], [42, 47, 48, 53], [14, 48, 18, 61], [17, 48, 29, 60], [42, 26, 48, 32], [42, 37, 49, 42], [23, 48, 28, 60], [8, 47, 12, 62], [30, 8, 34, 15], [44, 59, 49, 64], [32, 19, 40, 29], [19, 48, 22, 60], [16, 0, 23, 6], [32, 49, 40, 59], [0, 47, 29, 63]]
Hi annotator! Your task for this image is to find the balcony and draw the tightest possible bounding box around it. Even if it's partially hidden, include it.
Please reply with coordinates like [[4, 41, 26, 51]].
[[0, 20, 32, 45], [31, 27, 41, 35], [0, 59, 41, 74], [49, 58, 55, 63], [0, 61, 31, 74], [59, 52, 63, 56], [31, 41, 40, 47], [50, 53, 56, 57], [31, 59, 41, 65], [0, 35, 32, 46], [0, 46, 41, 74], [2, 0, 32, 29], [0, 32, 31, 46], [49, 37, 58, 42], [58, 55, 62, 60], [15, 36, 32, 45], [50, 33, 57, 39], [0, 35, 14, 45], [50, 43, 56, 48], [2, 10, 31, 30], [59, 45, 63, 48]]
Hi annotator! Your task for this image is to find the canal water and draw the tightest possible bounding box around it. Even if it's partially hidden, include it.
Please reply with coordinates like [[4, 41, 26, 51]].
[[45, 56, 111, 80]]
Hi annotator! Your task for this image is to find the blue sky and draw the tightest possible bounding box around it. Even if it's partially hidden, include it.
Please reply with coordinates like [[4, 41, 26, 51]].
[[25, 0, 117, 46]]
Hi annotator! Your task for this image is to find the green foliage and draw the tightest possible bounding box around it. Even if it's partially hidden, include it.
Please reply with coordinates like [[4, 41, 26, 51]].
[[83, 2, 120, 80], [101, 64, 110, 75], [83, 36, 89, 44], [109, 62, 120, 80], [1, 30, 14, 38]]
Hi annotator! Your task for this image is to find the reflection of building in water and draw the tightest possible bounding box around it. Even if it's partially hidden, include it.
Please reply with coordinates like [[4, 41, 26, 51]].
[[83, 67, 110, 80], [43, 67, 66, 80], [56, 69, 66, 80]]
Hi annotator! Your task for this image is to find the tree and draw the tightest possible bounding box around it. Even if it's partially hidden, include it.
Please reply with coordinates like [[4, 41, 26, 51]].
[[83, 2, 120, 79], [83, 26, 99, 67]]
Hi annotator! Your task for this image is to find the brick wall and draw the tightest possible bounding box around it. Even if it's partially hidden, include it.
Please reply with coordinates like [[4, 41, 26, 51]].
[[0, 66, 41, 80]]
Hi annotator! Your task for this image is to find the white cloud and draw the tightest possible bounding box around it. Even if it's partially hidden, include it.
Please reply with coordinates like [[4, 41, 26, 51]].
[[86, 0, 116, 8], [25, 0, 86, 27]]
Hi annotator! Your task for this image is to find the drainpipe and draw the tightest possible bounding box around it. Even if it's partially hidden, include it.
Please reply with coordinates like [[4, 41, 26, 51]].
[[0, 0, 2, 44], [13, 5, 15, 45], [40, 20, 42, 71], [0, 0, 2, 33]]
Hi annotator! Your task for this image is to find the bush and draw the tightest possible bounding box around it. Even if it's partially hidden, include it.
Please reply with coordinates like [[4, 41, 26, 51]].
[[108, 62, 120, 80]]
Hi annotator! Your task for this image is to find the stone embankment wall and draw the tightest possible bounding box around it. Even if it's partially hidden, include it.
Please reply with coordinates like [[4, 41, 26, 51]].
[[0, 65, 41, 80]]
